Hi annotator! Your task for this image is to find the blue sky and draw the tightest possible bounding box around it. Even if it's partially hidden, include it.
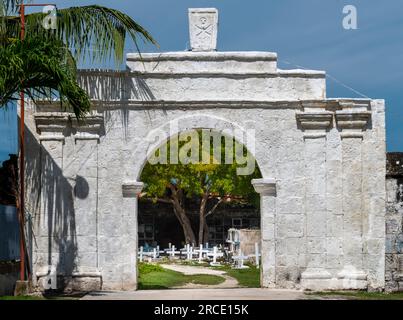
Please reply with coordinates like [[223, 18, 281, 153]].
[[1, 0, 402, 163]]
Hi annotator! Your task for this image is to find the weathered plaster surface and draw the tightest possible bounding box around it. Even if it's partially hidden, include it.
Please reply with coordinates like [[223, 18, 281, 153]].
[[385, 154, 403, 292]]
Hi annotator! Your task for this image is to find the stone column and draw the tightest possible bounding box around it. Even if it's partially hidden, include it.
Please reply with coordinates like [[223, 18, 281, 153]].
[[33, 114, 69, 289], [335, 110, 371, 289], [121, 182, 144, 290], [297, 112, 333, 290], [252, 178, 277, 288]]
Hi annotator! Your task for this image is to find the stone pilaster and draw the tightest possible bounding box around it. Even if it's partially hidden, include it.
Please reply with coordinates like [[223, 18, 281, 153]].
[[336, 110, 371, 289], [122, 182, 144, 290], [252, 178, 277, 288], [33, 114, 69, 289], [69, 115, 104, 290], [297, 111, 333, 289], [96, 181, 144, 291]]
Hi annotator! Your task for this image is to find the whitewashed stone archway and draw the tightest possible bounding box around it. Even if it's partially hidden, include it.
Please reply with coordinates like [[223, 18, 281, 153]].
[[24, 8, 386, 292], [121, 113, 276, 289]]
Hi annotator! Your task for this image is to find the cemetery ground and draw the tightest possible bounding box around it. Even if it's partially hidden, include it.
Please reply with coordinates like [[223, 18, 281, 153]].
[[2, 290, 403, 300], [138, 262, 260, 290]]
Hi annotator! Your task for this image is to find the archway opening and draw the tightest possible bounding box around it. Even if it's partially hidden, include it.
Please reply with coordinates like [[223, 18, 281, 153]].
[[136, 128, 263, 290]]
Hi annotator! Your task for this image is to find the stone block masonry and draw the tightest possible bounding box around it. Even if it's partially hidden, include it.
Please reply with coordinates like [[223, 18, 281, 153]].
[[385, 153, 403, 292]]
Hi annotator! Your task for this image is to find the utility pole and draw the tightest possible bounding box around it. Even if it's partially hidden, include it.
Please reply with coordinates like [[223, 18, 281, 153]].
[[18, 0, 26, 283]]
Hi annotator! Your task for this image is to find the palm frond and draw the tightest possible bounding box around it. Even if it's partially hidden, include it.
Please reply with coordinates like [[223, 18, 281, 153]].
[[4, 5, 157, 63], [2, 0, 22, 15], [0, 35, 91, 118]]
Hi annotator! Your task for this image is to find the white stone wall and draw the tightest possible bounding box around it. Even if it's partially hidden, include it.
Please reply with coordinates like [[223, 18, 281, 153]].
[[385, 167, 403, 291], [24, 49, 386, 292]]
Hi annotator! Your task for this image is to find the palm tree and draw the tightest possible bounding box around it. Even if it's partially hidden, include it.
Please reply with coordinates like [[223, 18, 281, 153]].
[[0, 0, 156, 282], [1, 0, 156, 114]]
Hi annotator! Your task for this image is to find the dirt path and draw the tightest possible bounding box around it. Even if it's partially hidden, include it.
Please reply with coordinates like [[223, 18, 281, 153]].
[[160, 264, 239, 289], [82, 288, 309, 300]]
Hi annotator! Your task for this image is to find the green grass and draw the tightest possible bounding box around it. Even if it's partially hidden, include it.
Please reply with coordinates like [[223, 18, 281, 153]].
[[138, 263, 225, 290], [308, 291, 403, 300], [211, 264, 260, 288], [0, 295, 45, 300]]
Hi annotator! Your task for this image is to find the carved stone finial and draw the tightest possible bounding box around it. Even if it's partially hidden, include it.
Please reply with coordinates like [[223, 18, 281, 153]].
[[188, 8, 218, 52]]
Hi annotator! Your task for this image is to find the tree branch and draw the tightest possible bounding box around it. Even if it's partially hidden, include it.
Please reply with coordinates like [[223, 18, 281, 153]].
[[155, 198, 173, 205], [205, 197, 226, 218]]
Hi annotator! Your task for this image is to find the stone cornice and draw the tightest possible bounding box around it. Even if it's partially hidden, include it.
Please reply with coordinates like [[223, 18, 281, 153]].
[[335, 111, 371, 130], [126, 71, 326, 79], [34, 112, 104, 141], [34, 113, 70, 134], [93, 100, 305, 110], [251, 178, 277, 196], [72, 115, 104, 141], [126, 52, 278, 62], [122, 182, 144, 198], [35, 99, 372, 111], [34, 113, 69, 142], [296, 112, 333, 130], [77, 69, 325, 79]]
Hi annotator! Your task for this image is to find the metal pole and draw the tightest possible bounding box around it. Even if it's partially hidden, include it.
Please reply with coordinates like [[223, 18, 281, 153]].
[[16, 0, 58, 284], [18, 1, 26, 282]]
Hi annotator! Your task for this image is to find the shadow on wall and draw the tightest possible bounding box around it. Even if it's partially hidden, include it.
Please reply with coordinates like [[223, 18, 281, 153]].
[[77, 70, 156, 102], [77, 69, 156, 140], [25, 123, 80, 291]]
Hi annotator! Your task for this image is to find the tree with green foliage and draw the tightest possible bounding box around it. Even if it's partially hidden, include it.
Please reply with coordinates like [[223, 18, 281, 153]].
[[0, 0, 156, 116], [141, 131, 261, 245]]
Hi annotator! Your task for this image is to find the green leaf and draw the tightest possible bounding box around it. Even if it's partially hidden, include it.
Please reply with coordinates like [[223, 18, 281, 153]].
[[2, 4, 157, 63]]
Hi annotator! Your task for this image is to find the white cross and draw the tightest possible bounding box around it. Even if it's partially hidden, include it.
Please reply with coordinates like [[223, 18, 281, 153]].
[[167, 245, 181, 258], [163, 243, 173, 254], [187, 244, 193, 260], [194, 244, 210, 263], [138, 246, 144, 262], [180, 244, 193, 260], [208, 246, 223, 266], [253, 243, 261, 269], [233, 250, 250, 269]]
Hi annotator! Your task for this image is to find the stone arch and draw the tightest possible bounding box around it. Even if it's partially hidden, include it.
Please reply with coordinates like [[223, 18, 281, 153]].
[[122, 113, 277, 289], [126, 113, 269, 183]]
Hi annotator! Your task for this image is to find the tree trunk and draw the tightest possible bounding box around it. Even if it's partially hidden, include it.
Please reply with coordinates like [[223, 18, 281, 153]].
[[202, 197, 225, 245], [198, 192, 208, 245], [169, 185, 197, 245], [203, 218, 209, 244]]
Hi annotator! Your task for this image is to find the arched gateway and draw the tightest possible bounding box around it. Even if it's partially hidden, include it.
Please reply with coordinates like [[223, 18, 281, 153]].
[[25, 8, 386, 292]]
